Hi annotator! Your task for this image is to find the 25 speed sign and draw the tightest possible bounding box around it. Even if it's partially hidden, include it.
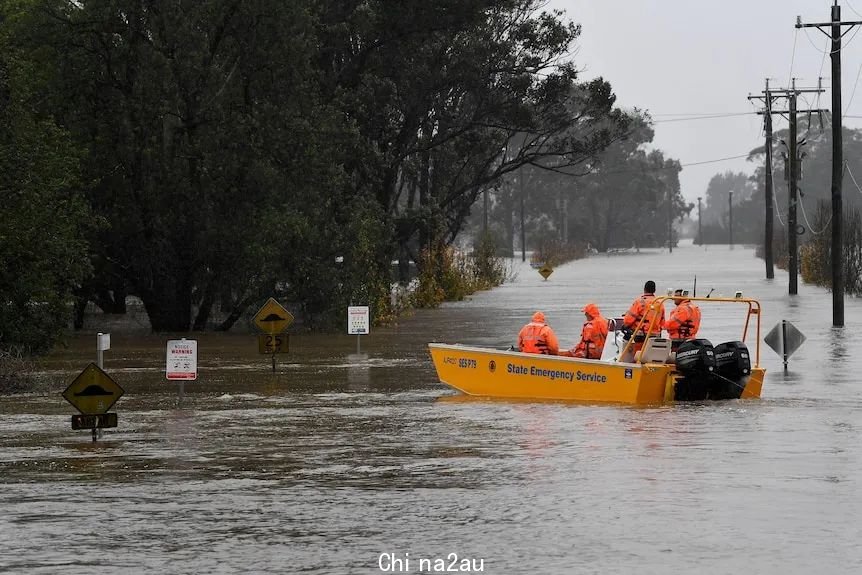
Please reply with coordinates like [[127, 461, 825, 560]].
[[258, 334, 288, 354]]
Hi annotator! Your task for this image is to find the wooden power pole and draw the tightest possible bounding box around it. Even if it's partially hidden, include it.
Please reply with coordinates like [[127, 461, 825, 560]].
[[797, 2, 862, 326], [753, 79, 776, 279], [750, 81, 825, 295]]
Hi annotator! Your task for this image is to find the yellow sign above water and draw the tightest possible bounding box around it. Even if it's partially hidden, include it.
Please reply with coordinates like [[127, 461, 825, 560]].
[[258, 333, 289, 354], [62, 363, 124, 415], [538, 265, 554, 280], [253, 298, 294, 334]]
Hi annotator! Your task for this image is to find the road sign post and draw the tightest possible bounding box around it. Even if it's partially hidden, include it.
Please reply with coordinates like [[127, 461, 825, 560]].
[[348, 306, 370, 354], [764, 319, 806, 371], [253, 298, 294, 372], [62, 363, 124, 442], [96, 332, 110, 369], [167, 339, 198, 404]]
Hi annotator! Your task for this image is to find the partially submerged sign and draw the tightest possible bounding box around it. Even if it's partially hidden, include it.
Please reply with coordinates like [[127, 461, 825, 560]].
[[72, 413, 118, 430], [538, 265, 553, 280], [258, 333, 289, 354], [254, 298, 294, 334], [62, 363, 124, 414], [348, 306, 370, 335], [166, 339, 198, 380], [764, 319, 806, 367]]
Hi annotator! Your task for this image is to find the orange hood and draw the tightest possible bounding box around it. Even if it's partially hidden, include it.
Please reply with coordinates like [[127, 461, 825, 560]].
[[531, 311, 546, 324], [581, 303, 600, 319]]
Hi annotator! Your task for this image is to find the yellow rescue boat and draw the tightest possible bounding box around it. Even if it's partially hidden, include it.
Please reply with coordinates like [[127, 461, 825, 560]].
[[429, 295, 765, 404]]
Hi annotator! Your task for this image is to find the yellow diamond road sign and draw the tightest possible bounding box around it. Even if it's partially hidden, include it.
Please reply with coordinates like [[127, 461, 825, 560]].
[[254, 297, 294, 334], [62, 363, 124, 415], [538, 265, 554, 280]]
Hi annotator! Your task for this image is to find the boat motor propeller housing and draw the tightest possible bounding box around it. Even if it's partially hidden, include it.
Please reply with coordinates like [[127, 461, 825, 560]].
[[675, 339, 716, 377], [674, 339, 716, 401], [710, 341, 752, 400]]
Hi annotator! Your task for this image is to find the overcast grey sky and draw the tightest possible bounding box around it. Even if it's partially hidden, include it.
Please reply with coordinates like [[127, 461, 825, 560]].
[[549, 0, 862, 203]]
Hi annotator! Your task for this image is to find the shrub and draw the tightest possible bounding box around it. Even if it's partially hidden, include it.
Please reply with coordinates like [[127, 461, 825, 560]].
[[0, 349, 49, 393], [413, 234, 514, 308]]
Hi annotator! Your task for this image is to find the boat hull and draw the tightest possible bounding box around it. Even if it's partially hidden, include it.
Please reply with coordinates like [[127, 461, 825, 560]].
[[429, 343, 764, 404]]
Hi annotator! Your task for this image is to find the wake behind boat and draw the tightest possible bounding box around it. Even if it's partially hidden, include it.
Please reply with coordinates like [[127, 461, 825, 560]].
[[428, 295, 765, 404]]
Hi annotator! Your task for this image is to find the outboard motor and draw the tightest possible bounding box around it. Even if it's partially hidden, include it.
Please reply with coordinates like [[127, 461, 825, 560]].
[[710, 341, 751, 399], [675, 339, 716, 377], [673, 339, 716, 401]]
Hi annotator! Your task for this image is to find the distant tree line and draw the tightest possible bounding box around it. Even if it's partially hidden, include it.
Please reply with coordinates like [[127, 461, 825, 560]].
[[1, 0, 688, 353], [466, 113, 691, 253]]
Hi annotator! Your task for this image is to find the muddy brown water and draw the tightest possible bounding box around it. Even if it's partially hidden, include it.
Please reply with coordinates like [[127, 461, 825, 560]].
[[2, 242, 861, 574]]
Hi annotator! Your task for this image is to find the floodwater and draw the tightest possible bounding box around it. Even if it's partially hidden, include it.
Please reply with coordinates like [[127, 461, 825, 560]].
[[2, 242, 861, 574]]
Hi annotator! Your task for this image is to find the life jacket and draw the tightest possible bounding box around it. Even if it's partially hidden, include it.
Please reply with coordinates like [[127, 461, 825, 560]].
[[623, 293, 664, 335], [519, 322, 559, 355], [573, 315, 609, 359], [666, 300, 701, 340]]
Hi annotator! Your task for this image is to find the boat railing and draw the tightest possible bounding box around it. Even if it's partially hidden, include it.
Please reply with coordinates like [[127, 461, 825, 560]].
[[619, 295, 762, 367]]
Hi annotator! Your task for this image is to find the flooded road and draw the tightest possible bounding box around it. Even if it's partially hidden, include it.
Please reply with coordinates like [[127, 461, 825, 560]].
[[2, 242, 861, 574]]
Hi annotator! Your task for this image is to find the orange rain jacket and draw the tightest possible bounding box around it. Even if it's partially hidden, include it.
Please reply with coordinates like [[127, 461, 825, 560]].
[[570, 303, 609, 359], [665, 299, 702, 340], [623, 293, 665, 336], [518, 311, 560, 355]]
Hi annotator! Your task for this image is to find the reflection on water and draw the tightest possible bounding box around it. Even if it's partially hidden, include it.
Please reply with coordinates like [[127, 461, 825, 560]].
[[2, 243, 862, 574]]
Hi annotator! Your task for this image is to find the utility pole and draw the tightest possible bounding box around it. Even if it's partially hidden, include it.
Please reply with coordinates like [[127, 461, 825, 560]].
[[697, 197, 703, 245], [797, 3, 862, 326], [789, 90, 799, 295], [562, 196, 568, 244], [751, 81, 825, 295], [764, 85, 775, 279], [747, 79, 777, 279], [482, 188, 489, 234], [667, 185, 673, 253], [729, 190, 734, 249], [519, 165, 525, 262]]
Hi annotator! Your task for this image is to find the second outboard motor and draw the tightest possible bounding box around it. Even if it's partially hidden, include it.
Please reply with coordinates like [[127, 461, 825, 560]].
[[675, 339, 716, 377], [710, 341, 751, 399], [674, 339, 715, 401]]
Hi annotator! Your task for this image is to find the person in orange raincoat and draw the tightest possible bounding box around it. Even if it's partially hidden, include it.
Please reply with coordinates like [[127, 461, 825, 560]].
[[622, 280, 665, 337], [621, 280, 666, 356], [560, 303, 608, 359], [518, 311, 560, 355], [665, 289, 701, 341]]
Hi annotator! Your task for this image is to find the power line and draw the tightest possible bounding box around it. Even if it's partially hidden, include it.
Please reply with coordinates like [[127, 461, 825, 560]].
[[845, 160, 862, 196], [652, 112, 756, 123], [801, 24, 862, 54], [798, 196, 831, 235], [597, 153, 752, 176], [845, 61, 862, 118], [679, 153, 752, 167], [650, 111, 753, 117]]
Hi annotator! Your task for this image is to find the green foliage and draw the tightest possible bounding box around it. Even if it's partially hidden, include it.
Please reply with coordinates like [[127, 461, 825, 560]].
[[0, 349, 57, 393], [413, 233, 513, 308], [0, 1, 91, 353], [472, 232, 509, 290], [413, 245, 448, 308], [799, 201, 862, 296], [3, 0, 645, 343], [531, 238, 585, 268]]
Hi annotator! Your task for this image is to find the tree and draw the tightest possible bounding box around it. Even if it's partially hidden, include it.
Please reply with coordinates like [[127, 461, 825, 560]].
[[317, 1, 629, 283], [0, 1, 91, 352], [39, 0, 353, 331]]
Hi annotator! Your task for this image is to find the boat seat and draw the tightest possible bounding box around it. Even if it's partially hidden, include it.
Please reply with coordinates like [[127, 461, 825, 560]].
[[635, 337, 671, 364]]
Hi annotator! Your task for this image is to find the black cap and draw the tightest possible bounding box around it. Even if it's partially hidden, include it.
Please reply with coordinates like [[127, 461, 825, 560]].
[[644, 280, 656, 293]]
